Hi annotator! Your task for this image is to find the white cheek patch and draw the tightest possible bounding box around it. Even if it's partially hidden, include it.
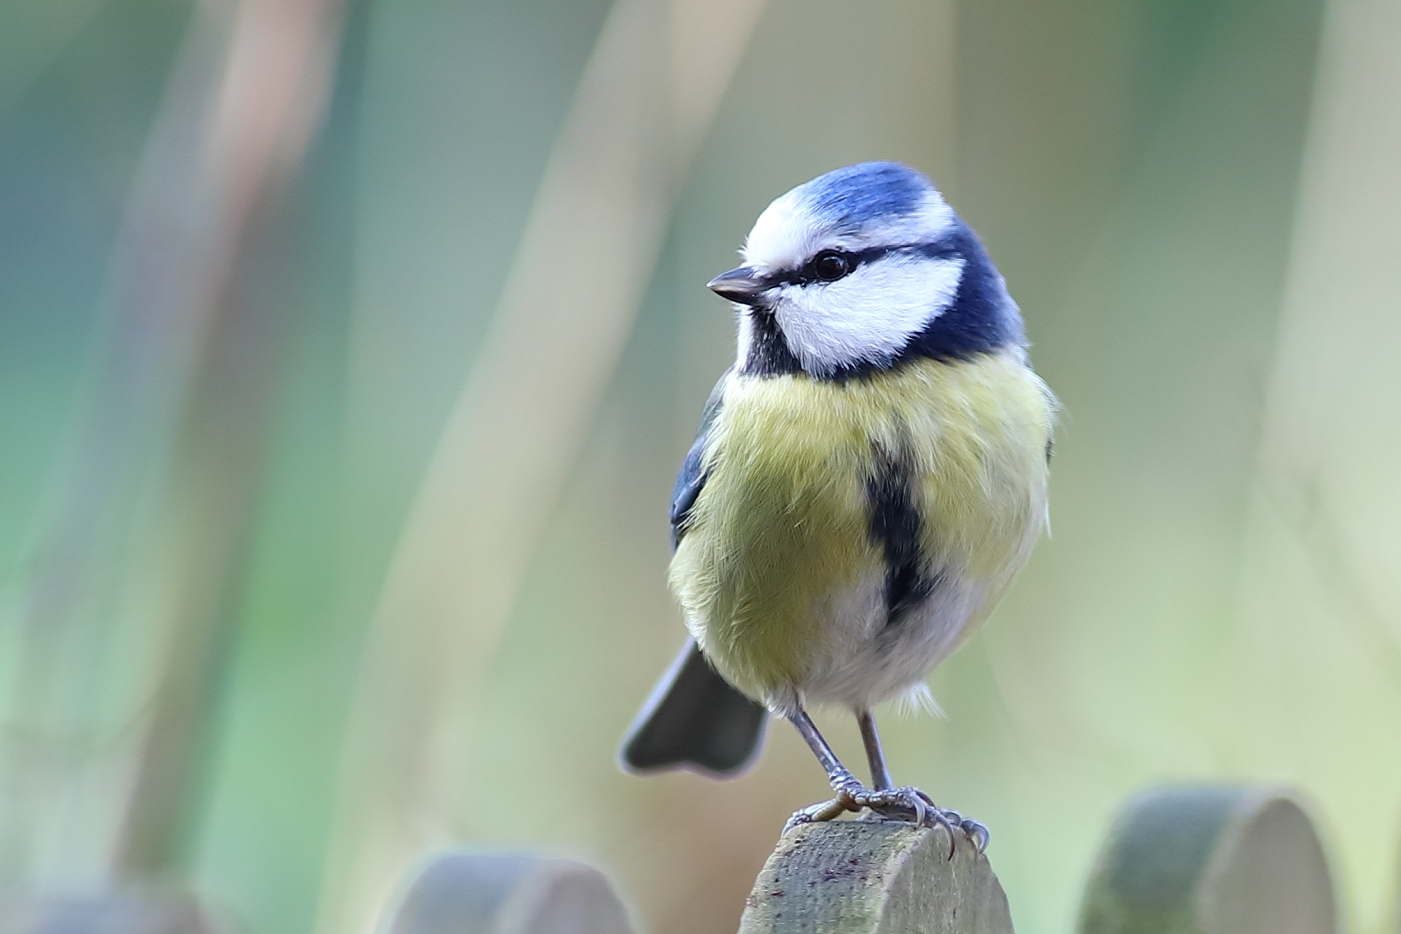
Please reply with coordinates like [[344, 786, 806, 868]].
[[774, 255, 966, 375]]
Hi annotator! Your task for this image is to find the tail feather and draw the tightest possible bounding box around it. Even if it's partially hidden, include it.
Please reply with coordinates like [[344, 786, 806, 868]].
[[620, 638, 767, 777]]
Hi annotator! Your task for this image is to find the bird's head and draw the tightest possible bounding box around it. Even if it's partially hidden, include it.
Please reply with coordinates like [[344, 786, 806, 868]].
[[709, 162, 1025, 380]]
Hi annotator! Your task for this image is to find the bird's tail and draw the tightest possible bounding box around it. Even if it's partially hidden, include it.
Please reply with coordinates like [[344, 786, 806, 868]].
[[619, 638, 767, 777]]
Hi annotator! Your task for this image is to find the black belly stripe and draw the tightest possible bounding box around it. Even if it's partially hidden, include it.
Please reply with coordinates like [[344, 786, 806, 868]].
[[866, 443, 938, 627]]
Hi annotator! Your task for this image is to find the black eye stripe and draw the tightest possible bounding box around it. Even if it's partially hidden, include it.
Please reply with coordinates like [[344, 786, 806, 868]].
[[766, 241, 961, 288]]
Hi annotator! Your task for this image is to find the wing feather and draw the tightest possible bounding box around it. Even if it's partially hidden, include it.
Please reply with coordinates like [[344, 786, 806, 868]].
[[669, 370, 729, 549]]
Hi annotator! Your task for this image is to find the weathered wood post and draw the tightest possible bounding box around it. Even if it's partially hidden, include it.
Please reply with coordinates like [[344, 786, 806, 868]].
[[738, 819, 1015, 934], [1078, 787, 1336, 934], [382, 852, 637, 934]]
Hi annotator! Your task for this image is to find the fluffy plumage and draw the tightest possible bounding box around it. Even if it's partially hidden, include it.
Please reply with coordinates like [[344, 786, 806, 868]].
[[622, 163, 1054, 829], [674, 353, 1051, 715]]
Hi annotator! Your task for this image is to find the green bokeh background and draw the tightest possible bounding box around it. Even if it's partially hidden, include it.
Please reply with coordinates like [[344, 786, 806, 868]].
[[2, 0, 1399, 931]]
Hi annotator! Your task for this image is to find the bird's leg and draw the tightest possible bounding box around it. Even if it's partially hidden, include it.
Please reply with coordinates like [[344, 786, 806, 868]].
[[782, 708, 942, 835], [782, 708, 861, 828], [856, 709, 893, 791], [856, 707, 991, 852], [782, 707, 990, 854]]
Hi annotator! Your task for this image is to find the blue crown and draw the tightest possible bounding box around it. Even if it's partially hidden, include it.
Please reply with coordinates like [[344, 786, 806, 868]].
[[796, 162, 936, 233]]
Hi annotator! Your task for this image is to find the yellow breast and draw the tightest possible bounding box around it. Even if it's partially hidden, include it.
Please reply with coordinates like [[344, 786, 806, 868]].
[[669, 352, 1054, 705]]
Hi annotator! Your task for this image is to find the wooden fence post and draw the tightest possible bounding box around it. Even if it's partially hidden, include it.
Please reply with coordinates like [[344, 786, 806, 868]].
[[737, 819, 1015, 934], [382, 852, 637, 934], [373, 786, 1341, 933], [0, 894, 220, 934], [1078, 787, 1336, 934]]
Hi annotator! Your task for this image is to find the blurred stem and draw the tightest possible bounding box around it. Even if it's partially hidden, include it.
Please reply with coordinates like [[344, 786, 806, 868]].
[[311, 0, 767, 930], [110, 0, 350, 879], [109, 226, 287, 877], [0, 0, 226, 883], [0, 0, 347, 887]]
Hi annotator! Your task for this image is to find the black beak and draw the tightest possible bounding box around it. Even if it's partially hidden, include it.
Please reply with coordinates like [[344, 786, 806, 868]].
[[706, 266, 767, 306]]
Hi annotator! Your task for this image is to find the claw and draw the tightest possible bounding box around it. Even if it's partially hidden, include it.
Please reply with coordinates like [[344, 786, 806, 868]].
[[924, 805, 959, 859], [960, 818, 991, 852], [908, 792, 927, 828]]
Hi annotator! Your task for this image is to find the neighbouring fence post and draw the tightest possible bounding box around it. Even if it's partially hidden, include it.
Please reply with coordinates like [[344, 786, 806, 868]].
[[737, 819, 1015, 934], [1078, 787, 1336, 934], [371, 785, 1343, 934], [381, 852, 637, 934], [0, 894, 221, 934]]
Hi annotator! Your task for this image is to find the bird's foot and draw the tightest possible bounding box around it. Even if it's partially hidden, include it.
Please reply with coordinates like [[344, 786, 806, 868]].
[[783, 779, 990, 855], [783, 795, 860, 832]]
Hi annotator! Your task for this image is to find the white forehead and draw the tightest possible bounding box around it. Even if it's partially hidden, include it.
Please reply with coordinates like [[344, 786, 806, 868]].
[[740, 187, 955, 273]]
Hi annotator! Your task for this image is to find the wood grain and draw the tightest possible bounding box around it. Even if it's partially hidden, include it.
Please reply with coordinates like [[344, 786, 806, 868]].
[[738, 819, 1014, 934]]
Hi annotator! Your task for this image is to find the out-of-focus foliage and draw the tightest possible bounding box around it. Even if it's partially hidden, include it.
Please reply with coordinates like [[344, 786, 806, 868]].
[[2, 0, 1400, 933]]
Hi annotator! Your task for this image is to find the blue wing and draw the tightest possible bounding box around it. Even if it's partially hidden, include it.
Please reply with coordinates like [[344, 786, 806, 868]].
[[621, 368, 768, 778], [668, 370, 728, 550]]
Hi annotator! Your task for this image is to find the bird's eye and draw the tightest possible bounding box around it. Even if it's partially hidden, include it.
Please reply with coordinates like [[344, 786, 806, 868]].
[[810, 250, 852, 282]]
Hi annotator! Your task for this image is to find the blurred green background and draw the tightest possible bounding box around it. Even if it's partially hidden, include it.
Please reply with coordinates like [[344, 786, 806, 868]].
[[2, 0, 1400, 932]]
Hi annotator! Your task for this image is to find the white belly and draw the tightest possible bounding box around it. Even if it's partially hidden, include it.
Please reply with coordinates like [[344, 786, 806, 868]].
[[781, 567, 990, 713]]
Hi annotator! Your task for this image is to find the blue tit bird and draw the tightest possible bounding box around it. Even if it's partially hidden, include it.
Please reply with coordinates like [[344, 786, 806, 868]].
[[620, 162, 1054, 844]]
